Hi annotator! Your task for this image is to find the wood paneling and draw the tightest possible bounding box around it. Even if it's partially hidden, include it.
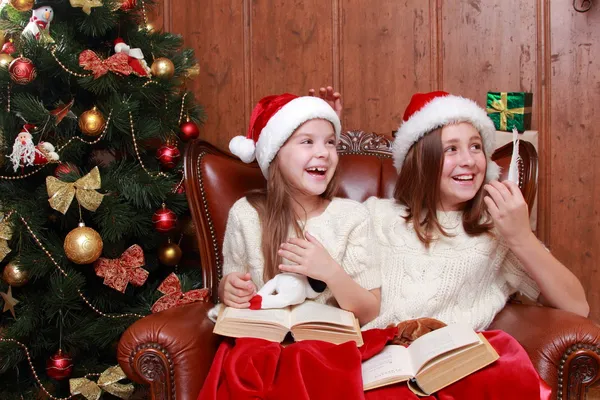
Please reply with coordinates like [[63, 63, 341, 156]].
[[171, 0, 246, 149], [441, 0, 538, 127], [340, 0, 432, 134], [549, 4, 600, 321], [165, 0, 600, 321]]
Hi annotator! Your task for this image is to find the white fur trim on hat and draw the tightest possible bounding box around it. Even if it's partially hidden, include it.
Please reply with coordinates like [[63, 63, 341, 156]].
[[393, 94, 500, 181], [255, 97, 341, 178], [229, 135, 256, 163]]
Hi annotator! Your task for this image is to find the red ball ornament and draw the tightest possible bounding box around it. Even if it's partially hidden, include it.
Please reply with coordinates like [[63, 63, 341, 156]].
[[54, 162, 80, 178], [8, 56, 36, 85], [153, 204, 177, 233], [174, 182, 185, 194], [2, 42, 16, 55], [156, 143, 181, 170], [121, 0, 136, 10], [45, 349, 73, 381], [179, 119, 200, 142]]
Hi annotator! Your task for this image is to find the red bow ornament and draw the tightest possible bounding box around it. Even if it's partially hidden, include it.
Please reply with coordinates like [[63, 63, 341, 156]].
[[79, 50, 133, 79], [151, 273, 209, 313], [94, 245, 149, 293]]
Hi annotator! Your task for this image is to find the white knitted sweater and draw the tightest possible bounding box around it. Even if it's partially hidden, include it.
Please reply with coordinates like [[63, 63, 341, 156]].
[[363, 198, 540, 331], [221, 197, 381, 306]]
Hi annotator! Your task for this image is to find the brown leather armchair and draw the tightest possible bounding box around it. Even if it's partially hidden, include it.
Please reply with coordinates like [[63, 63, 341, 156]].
[[118, 131, 600, 400]]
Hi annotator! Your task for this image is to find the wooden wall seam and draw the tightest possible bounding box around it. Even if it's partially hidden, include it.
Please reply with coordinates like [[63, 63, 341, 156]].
[[332, 0, 341, 91], [243, 0, 252, 129], [434, 0, 443, 90], [162, 0, 172, 33]]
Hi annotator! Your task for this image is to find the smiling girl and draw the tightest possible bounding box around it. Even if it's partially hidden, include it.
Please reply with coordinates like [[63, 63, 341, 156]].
[[219, 92, 381, 326]]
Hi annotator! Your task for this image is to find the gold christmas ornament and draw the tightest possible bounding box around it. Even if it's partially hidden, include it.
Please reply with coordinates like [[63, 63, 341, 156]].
[[46, 166, 104, 214], [0, 53, 14, 69], [69, 0, 103, 15], [0, 31, 5, 49], [184, 63, 200, 79], [78, 107, 106, 136], [158, 241, 182, 267], [2, 262, 29, 287], [0, 286, 19, 318], [64, 222, 103, 264], [9, 0, 34, 12], [150, 57, 175, 79]]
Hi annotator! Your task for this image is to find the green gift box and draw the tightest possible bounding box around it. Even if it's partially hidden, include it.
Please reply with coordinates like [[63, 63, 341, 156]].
[[486, 92, 533, 132]]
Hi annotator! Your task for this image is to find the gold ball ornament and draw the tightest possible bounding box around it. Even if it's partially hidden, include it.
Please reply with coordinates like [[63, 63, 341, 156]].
[[0, 31, 5, 48], [151, 57, 175, 80], [158, 242, 183, 267], [0, 53, 14, 69], [78, 107, 106, 137], [2, 262, 29, 287], [9, 0, 34, 12], [64, 223, 103, 264]]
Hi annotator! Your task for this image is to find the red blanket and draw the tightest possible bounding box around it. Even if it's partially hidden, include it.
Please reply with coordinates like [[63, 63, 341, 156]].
[[198, 328, 551, 400]]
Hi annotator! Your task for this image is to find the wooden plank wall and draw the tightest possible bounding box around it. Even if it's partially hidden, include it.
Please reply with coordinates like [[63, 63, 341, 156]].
[[150, 0, 600, 322]]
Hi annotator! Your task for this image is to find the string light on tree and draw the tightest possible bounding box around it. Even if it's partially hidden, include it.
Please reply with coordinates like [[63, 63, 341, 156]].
[[64, 222, 103, 264]]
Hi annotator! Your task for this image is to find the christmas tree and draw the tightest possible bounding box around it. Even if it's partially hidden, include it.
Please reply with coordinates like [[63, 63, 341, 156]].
[[0, 0, 204, 397]]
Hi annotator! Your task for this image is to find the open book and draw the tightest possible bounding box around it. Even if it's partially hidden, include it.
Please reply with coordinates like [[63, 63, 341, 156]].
[[362, 324, 499, 396], [213, 300, 363, 346]]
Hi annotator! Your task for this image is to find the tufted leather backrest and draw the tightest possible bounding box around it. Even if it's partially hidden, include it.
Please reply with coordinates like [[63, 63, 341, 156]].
[[183, 131, 536, 303]]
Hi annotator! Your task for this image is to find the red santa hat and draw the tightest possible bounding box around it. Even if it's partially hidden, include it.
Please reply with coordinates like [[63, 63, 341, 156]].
[[229, 93, 341, 178], [393, 91, 500, 182]]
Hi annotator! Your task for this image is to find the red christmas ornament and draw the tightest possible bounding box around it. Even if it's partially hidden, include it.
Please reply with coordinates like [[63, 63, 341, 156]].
[[54, 162, 80, 178], [121, 0, 136, 10], [8, 56, 37, 85], [174, 182, 185, 194], [2, 42, 15, 55], [45, 349, 73, 381], [156, 143, 181, 170], [179, 119, 200, 142], [152, 204, 177, 233]]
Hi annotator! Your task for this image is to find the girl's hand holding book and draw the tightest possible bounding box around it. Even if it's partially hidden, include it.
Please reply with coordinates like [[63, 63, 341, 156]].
[[222, 272, 257, 309]]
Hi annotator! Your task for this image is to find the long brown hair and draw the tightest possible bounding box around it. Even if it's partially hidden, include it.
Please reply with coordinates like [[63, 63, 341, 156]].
[[393, 128, 492, 246], [247, 156, 340, 282]]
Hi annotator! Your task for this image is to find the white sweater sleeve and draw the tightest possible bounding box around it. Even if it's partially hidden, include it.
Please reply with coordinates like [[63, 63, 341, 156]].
[[221, 207, 249, 278], [340, 211, 381, 291], [501, 248, 540, 301]]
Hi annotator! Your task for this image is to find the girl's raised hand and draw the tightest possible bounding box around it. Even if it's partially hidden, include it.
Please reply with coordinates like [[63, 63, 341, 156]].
[[278, 232, 341, 283], [308, 86, 342, 119], [484, 180, 533, 246]]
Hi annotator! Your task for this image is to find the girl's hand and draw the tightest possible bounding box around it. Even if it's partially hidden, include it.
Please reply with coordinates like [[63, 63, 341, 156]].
[[484, 180, 533, 246], [308, 86, 342, 119], [278, 232, 342, 284], [221, 272, 256, 308]]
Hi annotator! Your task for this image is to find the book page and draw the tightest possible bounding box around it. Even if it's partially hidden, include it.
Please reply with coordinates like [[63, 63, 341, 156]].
[[290, 301, 355, 327], [408, 324, 480, 374], [222, 307, 291, 329], [362, 345, 413, 388]]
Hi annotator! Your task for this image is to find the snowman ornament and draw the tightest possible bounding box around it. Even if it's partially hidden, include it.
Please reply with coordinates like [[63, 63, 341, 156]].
[[22, 0, 56, 43]]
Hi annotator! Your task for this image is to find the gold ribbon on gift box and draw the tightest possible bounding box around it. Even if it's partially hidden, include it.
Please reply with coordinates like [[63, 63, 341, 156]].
[[486, 92, 532, 131], [46, 166, 104, 215], [70, 365, 134, 400], [0, 212, 13, 263]]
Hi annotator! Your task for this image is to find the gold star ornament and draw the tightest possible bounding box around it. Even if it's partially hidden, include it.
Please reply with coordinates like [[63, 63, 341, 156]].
[[70, 0, 103, 15], [1, 286, 19, 318]]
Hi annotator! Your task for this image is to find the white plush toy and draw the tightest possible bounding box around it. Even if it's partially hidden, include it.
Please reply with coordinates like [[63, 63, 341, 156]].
[[249, 273, 325, 310], [22, 1, 55, 42]]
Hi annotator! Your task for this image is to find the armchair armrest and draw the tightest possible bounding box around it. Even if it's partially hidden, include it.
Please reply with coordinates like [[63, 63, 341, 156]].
[[490, 304, 600, 400], [117, 301, 219, 400]]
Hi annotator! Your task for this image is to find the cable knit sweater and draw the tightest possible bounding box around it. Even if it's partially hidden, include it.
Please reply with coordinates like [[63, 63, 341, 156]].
[[363, 197, 540, 331], [221, 197, 381, 307]]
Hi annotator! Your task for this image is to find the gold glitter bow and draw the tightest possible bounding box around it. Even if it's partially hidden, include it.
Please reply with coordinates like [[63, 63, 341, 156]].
[[0, 212, 13, 263], [69, 0, 104, 15], [70, 365, 134, 400], [46, 166, 104, 215]]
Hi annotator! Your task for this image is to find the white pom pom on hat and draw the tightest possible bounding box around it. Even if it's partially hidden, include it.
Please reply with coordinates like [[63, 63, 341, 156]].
[[229, 93, 341, 178]]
